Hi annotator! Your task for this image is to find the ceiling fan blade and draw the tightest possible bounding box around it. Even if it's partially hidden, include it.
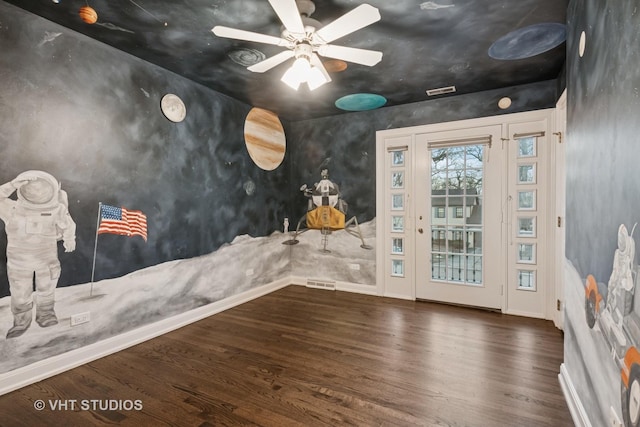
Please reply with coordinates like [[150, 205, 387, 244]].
[[248, 50, 295, 73], [212, 26, 290, 47], [310, 54, 332, 83], [267, 0, 305, 35], [318, 44, 383, 66], [313, 4, 381, 44]]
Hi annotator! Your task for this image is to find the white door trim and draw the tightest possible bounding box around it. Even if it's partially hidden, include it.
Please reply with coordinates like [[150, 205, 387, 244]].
[[377, 110, 558, 321]]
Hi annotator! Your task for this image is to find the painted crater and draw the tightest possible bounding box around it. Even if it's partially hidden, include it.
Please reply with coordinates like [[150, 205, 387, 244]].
[[489, 23, 566, 60]]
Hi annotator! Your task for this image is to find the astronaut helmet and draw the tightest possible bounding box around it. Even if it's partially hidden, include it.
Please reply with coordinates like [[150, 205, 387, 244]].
[[617, 224, 630, 254], [15, 170, 61, 210]]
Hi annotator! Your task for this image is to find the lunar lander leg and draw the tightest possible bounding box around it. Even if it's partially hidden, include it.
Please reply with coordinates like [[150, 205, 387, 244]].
[[344, 216, 373, 250], [282, 216, 309, 245], [319, 205, 333, 253]]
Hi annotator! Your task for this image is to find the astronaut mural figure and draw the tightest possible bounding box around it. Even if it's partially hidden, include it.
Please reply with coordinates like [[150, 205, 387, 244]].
[[608, 224, 636, 325], [0, 171, 76, 338]]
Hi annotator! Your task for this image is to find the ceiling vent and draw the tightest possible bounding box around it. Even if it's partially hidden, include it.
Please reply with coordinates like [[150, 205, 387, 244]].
[[426, 85, 456, 96]]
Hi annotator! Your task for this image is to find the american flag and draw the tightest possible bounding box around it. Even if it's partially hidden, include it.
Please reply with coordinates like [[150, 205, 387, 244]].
[[98, 204, 148, 242]]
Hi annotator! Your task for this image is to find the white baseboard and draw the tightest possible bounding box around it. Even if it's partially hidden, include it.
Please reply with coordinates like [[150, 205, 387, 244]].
[[383, 292, 415, 301], [336, 281, 378, 296], [504, 308, 546, 319], [559, 363, 592, 427], [0, 277, 291, 397]]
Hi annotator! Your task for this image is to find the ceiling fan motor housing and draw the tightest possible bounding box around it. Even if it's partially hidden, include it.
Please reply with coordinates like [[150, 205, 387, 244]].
[[296, 0, 316, 17], [294, 43, 313, 61]]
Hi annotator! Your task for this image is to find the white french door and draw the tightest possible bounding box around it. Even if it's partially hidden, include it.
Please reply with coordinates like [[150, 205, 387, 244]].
[[376, 110, 557, 318], [414, 125, 504, 309], [504, 119, 552, 318]]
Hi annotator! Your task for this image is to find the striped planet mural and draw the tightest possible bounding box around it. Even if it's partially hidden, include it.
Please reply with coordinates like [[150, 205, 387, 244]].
[[243, 107, 286, 171]]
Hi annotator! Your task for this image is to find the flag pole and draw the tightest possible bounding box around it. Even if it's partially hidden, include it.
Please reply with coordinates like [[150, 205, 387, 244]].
[[90, 202, 102, 297]]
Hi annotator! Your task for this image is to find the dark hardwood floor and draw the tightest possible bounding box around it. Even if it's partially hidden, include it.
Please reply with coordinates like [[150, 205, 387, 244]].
[[0, 286, 572, 426]]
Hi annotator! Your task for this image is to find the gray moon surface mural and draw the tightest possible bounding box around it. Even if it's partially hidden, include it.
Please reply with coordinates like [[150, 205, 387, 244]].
[[489, 23, 567, 60], [244, 108, 286, 171]]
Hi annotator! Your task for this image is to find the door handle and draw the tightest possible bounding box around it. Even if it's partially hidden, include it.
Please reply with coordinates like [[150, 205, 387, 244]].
[[418, 228, 424, 234]]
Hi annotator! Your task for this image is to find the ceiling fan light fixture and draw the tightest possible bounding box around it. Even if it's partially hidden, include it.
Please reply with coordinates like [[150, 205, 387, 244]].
[[307, 66, 328, 90], [292, 56, 312, 75], [281, 56, 311, 90], [213, 2, 382, 91], [281, 52, 329, 91], [281, 67, 303, 90]]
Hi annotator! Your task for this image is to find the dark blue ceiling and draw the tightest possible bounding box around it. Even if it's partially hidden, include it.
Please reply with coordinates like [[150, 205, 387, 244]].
[[3, 0, 568, 121]]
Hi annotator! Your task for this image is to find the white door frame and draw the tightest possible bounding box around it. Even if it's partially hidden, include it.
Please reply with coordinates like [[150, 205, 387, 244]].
[[551, 89, 567, 329], [376, 109, 558, 320]]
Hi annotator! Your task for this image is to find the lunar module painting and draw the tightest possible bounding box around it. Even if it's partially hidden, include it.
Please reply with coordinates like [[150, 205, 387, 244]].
[[283, 169, 372, 252]]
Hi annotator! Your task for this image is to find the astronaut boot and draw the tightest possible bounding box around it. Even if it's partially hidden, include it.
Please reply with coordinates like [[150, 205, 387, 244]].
[[6, 304, 33, 339], [36, 302, 59, 328]]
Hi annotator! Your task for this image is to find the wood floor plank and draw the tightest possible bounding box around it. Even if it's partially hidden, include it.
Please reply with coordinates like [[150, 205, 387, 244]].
[[0, 286, 572, 426]]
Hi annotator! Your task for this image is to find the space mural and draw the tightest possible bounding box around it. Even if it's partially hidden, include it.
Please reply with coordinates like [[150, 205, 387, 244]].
[[0, 0, 561, 382], [0, 2, 379, 377], [562, 0, 640, 425], [0, 3, 291, 373]]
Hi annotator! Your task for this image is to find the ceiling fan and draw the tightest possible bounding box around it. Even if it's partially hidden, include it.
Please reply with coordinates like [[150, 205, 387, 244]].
[[212, 0, 382, 91]]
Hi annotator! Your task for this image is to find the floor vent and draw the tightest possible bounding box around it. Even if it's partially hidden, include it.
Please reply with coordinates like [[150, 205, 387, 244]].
[[306, 279, 336, 291], [426, 85, 456, 96]]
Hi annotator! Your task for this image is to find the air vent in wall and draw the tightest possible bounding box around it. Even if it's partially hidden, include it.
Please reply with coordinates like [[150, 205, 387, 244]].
[[306, 279, 336, 291], [426, 85, 457, 96]]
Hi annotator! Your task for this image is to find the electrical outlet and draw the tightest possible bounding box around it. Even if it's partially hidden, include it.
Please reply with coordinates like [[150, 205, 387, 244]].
[[349, 263, 360, 271], [70, 311, 90, 326]]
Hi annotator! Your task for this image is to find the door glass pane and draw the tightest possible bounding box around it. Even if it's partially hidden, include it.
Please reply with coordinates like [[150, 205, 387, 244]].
[[430, 144, 484, 285], [466, 255, 482, 284], [392, 194, 404, 210], [518, 137, 536, 157], [464, 168, 483, 190], [518, 270, 536, 290], [431, 148, 446, 172], [391, 171, 404, 189], [392, 238, 404, 254], [432, 197, 446, 223], [447, 170, 463, 190], [432, 253, 446, 280], [449, 147, 465, 170], [465, 146, 483, 169], [392, 260, 404, 277], [432, 170, 447, 191], [450, 227, 464, 253], [518, 163, 536, 184], [518, 190, 536, 210], [447, 254, 464, 282], [517, 217, 536, 237], [392, 151, 404, 166], [391, 215, 404, 232], [467, 203, 482, 225], [517, 243, 536, 263], [467, 229, 482, 253], [432, 227, 446, 252]]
